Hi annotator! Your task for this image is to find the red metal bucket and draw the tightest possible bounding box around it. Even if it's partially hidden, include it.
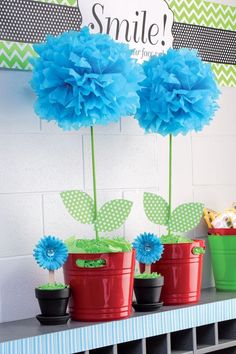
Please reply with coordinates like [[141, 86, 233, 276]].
[[63, 250, 135, 321], [140, 240, 205, 305], [209, 228, 236, 236]]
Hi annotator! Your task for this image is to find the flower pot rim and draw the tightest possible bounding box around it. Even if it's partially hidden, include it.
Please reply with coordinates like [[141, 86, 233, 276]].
[[134, 275, 164, 287], [162, 239, 204, 246], [208, 228, 236, 236], [67, 249, 135, 255], [35, 287, 70, 299]]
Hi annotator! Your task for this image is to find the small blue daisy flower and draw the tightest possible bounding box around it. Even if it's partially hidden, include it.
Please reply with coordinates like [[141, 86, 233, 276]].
[[133, 233, 164, 264], [33, 236, 68, 271]]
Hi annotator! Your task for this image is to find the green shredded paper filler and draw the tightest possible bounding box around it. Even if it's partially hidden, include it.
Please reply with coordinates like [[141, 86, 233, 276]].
[[160, 235, 193, 244], [38, 283, 68, 290], [65, 236, 132, 253], [76, 259, 106, 268], [135, 272, 161, 279]]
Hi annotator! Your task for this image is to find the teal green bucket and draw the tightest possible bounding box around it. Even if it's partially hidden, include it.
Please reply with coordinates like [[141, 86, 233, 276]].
[[209, 234, 236, 291]]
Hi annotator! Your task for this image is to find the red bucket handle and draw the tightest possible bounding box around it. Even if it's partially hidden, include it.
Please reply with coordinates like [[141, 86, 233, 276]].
[[192, 246, 205, 255], [76, 257, 107, 268]]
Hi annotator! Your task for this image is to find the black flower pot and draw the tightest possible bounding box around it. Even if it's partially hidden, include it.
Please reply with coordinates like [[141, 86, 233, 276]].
[[134, 276, 164, 305], [35, 287, 70, 325]]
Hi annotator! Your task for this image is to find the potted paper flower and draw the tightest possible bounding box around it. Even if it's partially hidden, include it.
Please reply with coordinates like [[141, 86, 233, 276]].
[[30, 27, 143, 321], [132, 233, 164, 312], [33, 236, 70, 325], [135, 48, 220, 305]]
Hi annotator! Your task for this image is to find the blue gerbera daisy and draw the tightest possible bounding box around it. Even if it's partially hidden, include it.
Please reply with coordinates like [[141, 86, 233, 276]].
[[133, 233, 164, 264], [33, 236, 68, 271]]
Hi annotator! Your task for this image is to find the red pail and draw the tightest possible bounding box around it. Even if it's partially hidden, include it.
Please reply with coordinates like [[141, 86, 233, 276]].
[[63, 250, 135, 321], [208, 228, 236, 236], [140, 240, 205, 305]]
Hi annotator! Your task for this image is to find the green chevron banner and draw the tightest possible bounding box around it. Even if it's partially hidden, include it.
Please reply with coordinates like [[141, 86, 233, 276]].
[[167, 0, 236, 87], [168, 0, 236, 31], [0, 0, 80, 71], [0, 0, 235, 87]]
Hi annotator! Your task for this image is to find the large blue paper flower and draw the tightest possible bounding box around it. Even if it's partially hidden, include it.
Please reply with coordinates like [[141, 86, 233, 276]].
[[33, 236, 68, 271], [133, 233, 164, 264], [31, 27, 144, 130], [136, 48, 220, 136]]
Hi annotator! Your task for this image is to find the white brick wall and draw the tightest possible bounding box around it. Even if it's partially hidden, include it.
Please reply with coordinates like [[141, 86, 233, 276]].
[[0, 0, 235, 321], [1, 69, 235, 323]]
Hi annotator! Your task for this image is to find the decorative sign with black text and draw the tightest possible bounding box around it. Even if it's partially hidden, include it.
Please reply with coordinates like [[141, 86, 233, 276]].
[[0, 0, 235, 87], [79, 0, 174, 61]]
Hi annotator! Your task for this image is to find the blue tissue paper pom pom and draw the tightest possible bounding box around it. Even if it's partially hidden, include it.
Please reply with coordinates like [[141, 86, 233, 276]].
[[133, 232, 164, 264], [33, 236, 68, 271], [136, 48, 221, 136], [30, 27, 144, 130]]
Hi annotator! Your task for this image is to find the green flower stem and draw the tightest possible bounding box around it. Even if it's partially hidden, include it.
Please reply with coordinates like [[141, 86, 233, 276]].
[[90, 126, 99, 240], [48, 270, 55, 285], [168, 134, 173, 237], [145, 264, 151, 274]]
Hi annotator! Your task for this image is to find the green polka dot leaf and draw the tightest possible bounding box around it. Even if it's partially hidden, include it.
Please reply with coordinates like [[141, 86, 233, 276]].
[[96, 199, 133, 232], [143, 192, 169, 226], [170, 203, 204, 233], [60, 190, 95, 224]]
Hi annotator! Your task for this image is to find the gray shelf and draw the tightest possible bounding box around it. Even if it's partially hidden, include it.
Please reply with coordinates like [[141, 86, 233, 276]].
[[1, 288, 236, 354], [75, 322, 236, 354]]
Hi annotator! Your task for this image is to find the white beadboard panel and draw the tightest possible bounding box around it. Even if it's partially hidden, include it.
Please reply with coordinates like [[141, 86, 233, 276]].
[[83, 134, 158, 190], [120, 116, 145, 135], [192, 136, 236, 186], [157, 134, 194, 205], [123, 189, 160, 241], [0, 134, 83, 193], [41, 120, 120, 135], [0, 256, 64, 323], [192, 87, 236, 137], [43, 189, 124, 240], [0, 70, 40, 133], [0, 194, 43, 258]]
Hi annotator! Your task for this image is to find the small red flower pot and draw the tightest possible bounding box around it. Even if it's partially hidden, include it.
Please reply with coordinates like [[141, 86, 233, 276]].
[[140, 240, 205, 305], [63, 250, 135, 321]]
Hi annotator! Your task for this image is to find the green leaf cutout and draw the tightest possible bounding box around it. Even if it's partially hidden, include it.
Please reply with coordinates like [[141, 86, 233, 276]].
[[143, 193, 169, 226], [60, 190, 94, 224], [96, 199, 133, 232], [169, 203, 204, 233]]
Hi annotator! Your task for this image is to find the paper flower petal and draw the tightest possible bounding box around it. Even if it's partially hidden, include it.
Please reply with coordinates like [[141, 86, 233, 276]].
[[133, 232, 164, 264], [30, 27, 144, 130], [136, 48, 221, 136], [33, 236, 68, 271]]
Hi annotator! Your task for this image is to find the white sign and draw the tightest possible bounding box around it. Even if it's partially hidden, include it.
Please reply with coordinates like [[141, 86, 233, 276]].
[[79, 0, 174, 62]]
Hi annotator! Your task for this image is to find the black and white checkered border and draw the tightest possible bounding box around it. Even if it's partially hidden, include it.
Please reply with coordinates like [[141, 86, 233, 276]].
[[172, 22, 236, 65], [0, 0, 235, 66], [0, 0, 82, 43]]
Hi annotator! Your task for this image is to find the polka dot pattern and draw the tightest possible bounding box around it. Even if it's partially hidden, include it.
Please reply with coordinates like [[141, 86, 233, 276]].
[[96, 200, 133, 232], [0, 0, 82, 43], [61, 190, 95, 224], [144, 193, 169, 226], [170, 203, 204, 233]]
